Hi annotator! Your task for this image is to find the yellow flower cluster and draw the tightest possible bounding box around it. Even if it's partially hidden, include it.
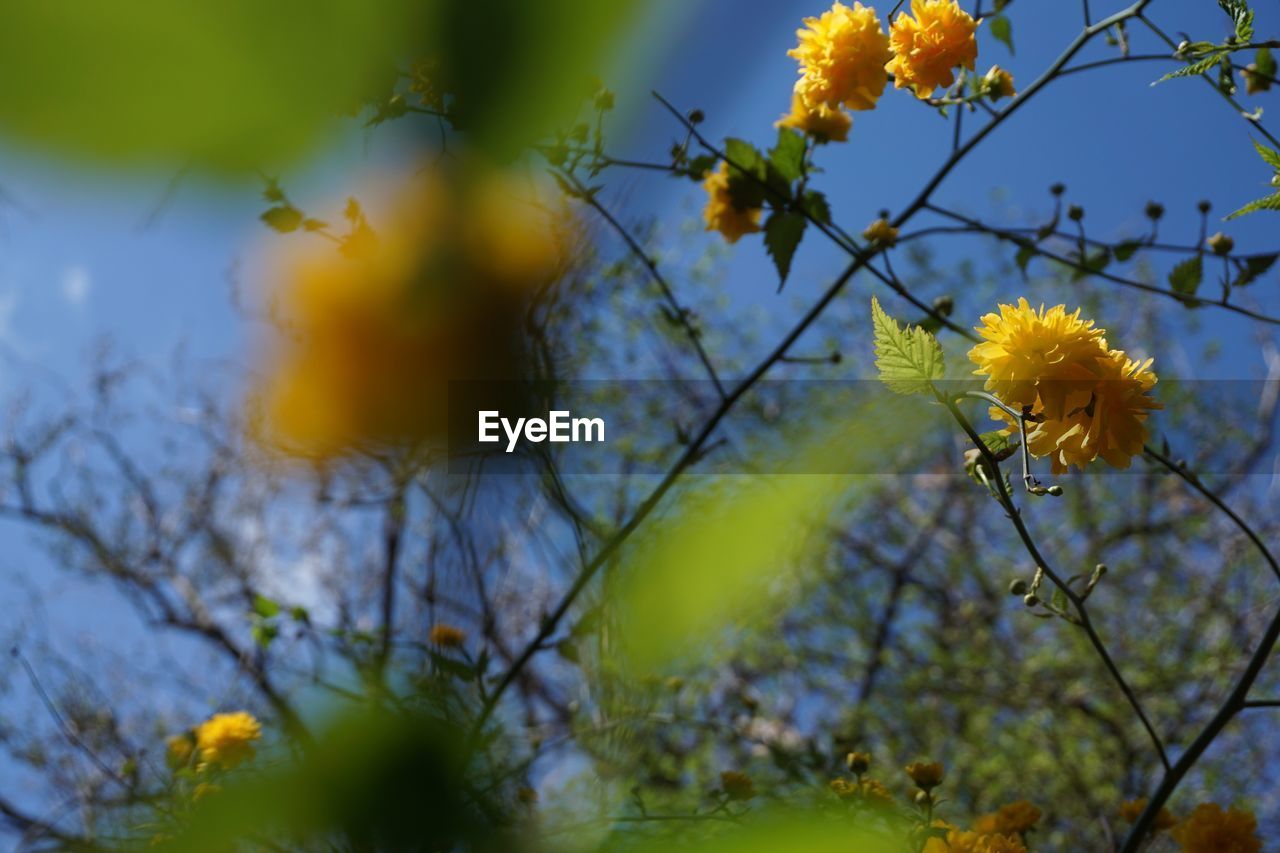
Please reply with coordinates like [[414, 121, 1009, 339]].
[[702, 161, 764, 244], [781, 0, 988, 143], [969, 299, 1160, 474], [972, 800, 1041, 837], [924, 826, 1028, 853], [428, 623, 467, 648]]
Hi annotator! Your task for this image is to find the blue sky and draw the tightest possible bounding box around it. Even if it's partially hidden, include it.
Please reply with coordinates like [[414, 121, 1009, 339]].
[[0, 0, 1277, 837]]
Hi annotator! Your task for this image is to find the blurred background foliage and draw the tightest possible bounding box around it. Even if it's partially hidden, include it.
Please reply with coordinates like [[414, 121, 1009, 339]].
[[0, 1, 1275, 852]]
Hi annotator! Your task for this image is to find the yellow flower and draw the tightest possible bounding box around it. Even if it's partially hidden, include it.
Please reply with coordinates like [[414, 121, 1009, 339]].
[[830, 777, 857, 800], [982, 64, 1016, 100], [720, 770, 757, 801], [789, 2, 893, 111], [429, 623, 466, 648], [776, 93, 852, 143], [862, 217, 899, 245], [887, 0, 979, 99], [195, 711, 262, 771], [846, 750, 872, 774], [1022, 349, 1160, 475], [924, 826, 1028, 853], [974, 800, 1041, 836], [1171, 803, 1261, 853], [968, 298, 1106, 414], [1119, 798, 1177, 831], [702, 161, 763, 244], [165, 733, 195, 770], [904, 760, 944, 790], [250, 168, 572, 459]]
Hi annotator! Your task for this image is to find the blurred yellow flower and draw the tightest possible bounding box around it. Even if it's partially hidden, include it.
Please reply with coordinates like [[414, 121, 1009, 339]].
[[789, 2, 892, 111], [904, 760, 944, 790], [887, 0, 978, 98], [195, 711, 262, 771], [428, 623, 466, 648], [702, 161, 763, 244], [973, 800, 1041, 836], [251, 167, 573, 459], [1171, 803, 1261, 853], [862, 217, 899, 245], [720, 770, 757, 801], [1119, 798, 1177, 831], [165, 733, 194, 770], [983, 64, 1016, 100], [776, 93, 852, 143], [924, 828, 1028, 853]]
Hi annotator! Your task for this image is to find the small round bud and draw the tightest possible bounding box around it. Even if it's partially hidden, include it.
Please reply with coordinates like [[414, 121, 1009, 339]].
[[932, 295, 954, 316], [846, 751, 871, 775], [915, 790, 933, 806], [1047, 485, 1064, 497], [830, 351, 843, 364], [904, 761, 944, 791], [1272, 174, 1280, 189], [1050, 183, 1066, 196], [688, 109, 705, 124], [1009, 578, 1029, 595], [1145, 201, 1164, 220], [1207, 232, 1234, 256], [1197, 200, 1211, 214], [1067, 204, 1084, 222], [1176, 40, 1190, 54], [878, 208, 891, 220], [1023, 593, 1039, 607]]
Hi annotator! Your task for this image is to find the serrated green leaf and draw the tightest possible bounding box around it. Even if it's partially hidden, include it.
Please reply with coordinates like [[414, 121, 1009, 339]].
[[1234, 253, 1278, 286], [1252, 139, 1280, 171], [252, 594, 281, 618], [1226, 192, 1280, 219], [1169, 254, 1204, 303], [1154, 54, 1223, 84], [989, 15, 1014, 54], [1113, 240, 1143, 261], [1219, 0, 1253, 42], [870, 296, 945, 395], [800, 189, 831, 225], [764, 211, 806, 289], [978, 430, 1019, 462], [768, 128, 806, 183]]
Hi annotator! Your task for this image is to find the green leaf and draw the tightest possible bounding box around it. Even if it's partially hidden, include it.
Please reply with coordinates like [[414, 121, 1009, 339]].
[[251, 622, 279, 648], [1154, 54, 1223, 84], [1226, 192, 1280, 219], [1219, 0, 1253, 43], [800, 189, 831, 225], [252, 594, 281, 619], [989, 15, 1014, 54], [978, 431, 1020, 462], [1113, 240, 1143, 262], [870, 296, 945, 395], [1234, 253, 1279, 286], [686, 154, 716, 181], [261, 205, 304, 233], [1252, 138, 1280, 171], [1257, 46, 1277, 79], [764, 211, 806, 288], [768, 128, 806, 183], [1014, 242, 1036, 276], [1168, 255, 1204, 303], [1071, 247, 1111, 281], [722, 139, 769, 210]]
